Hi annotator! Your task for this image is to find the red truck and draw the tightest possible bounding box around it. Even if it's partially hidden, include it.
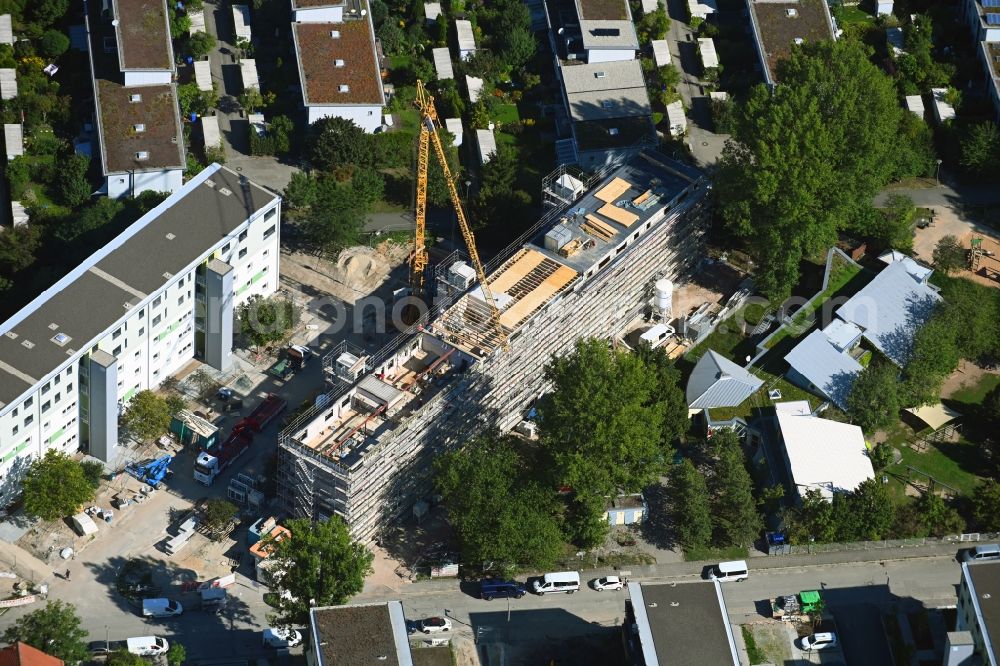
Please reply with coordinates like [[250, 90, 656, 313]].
[[194, 422, 254, 485], [246, 394, 287, 432]]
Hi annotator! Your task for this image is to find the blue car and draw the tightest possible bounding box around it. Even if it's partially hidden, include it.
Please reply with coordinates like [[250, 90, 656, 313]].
[[480, 579, 527, 600]]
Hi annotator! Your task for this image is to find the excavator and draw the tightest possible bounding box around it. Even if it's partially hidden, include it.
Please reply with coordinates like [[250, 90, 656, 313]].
[[404, 80, 509, 352]]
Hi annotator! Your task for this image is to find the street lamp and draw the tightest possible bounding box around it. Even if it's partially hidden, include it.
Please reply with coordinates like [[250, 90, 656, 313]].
[[935, 159, 943, 184], [105, 625, 110, 652]]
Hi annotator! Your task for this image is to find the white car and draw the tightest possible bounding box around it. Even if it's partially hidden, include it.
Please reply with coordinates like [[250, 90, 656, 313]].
[[798, 632, 838, 651], [592, 576, 624, 591], [418, 617, 452, 634], [262, 627, 302, 648]]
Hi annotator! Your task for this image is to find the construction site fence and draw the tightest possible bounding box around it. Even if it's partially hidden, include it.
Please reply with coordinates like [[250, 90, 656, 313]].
[[780, 532, 1000, 556]]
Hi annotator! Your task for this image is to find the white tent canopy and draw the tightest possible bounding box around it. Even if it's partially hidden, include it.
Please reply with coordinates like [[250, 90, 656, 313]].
[[905, 403, 962, 431]]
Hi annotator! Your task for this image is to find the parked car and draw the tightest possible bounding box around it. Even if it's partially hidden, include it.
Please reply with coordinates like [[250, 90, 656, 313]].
[[217, 387, 236, 401], [798, 632, 838, 651], [141, 598, 183, 618], [418, 617, 452, 634], [964, 544, 1000, 563], [88, 641, 125, 657], [262, 627, 302, 648], [707, 560, 749, 583], [592, 575, 624, 592], [480, 579, 527, 600]]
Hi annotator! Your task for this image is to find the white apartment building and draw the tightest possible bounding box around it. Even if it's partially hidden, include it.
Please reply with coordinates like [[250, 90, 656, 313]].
[[291, 0, 386, 132], [0, 166, 280, 504]]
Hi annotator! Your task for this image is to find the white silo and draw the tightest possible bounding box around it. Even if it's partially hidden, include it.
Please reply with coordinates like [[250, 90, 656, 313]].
[[654, 278, 673, 318]]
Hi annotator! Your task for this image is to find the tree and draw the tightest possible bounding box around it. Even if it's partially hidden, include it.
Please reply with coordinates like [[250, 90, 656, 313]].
[[176, 82, 214, 117], [902, 309, 961, 406], [350, 167, 385, 208], [668, 459, 712, 550], [0, 225, 41, 274], [202, 499, 238, 538], [501, 27, 536, 70], [436, 434, 564, 572], [22, 451, 95, 521], [983, 385, 1000, 425], [184, 31, 216, 59], [715, 40, 907, 300], [33, 0, 70, 27], [634, 343, 692, 448], [309, 117, 372, 171], [238, 87, 264, 113], [265, 517, 373, 626], [833, 478, 895, 541], [784, 489, 836, 543], [847, 361, 901, 433], [914, 492, 964, 537], [169, 8, 192, 38], [121, 390, 172, 442], [284, 172, 318, 210], [80, 460, 105, 489], [972, 480, 1000, 531], [301, 180, 366, 252], [2, 600, 89, 662], [932, 235, 966, 274], [55, 197, 124, 243], [237, 295, 298, 350], [376, 22, 405, 56], [872, 193, 915, 253], [868, 442, 895, 472], [167, 643, 186, 666], [57, 154, 91, 207], [709, 430, 761, 547], [959, 122, 1000, 173], [39, 30, 70, 59]]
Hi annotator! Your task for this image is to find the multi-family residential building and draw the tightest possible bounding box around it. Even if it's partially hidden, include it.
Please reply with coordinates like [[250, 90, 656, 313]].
[[746, 0, 837, 88], [277, 152, 710, 542], [960, 0, 1000, 122], [958, 560, 1000, 664], [308, 602, 450, 666], [0, 166, 280, 503], [84, 0, 186, 199], [291, 0, 386, 131], [543, 0, 655, 167], [624, 581, 740, 665]]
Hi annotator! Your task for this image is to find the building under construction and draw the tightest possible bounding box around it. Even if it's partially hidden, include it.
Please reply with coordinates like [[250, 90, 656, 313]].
[[276, 151, 711, 542]]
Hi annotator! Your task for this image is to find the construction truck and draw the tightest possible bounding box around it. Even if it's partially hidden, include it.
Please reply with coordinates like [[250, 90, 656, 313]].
[[772, 590, 823, 622], [125, 455, 173, 488], [194, 422, 253, 486], [245, 394, 286, 432]]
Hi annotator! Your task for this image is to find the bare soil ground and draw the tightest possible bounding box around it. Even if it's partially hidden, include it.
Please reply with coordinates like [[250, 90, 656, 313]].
[[912, 206, 1000, 289], [280, 242, 410, 305], [941, 359, 999, 400]]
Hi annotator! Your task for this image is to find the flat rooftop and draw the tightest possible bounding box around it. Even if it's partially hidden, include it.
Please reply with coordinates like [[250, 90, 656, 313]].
[[0, 166, 278, 409], [312, 603, 410, 666], [748, 0, 835, 84], [966, 562, 1000, 660], [429, 151, 700, 354], [561, 60, 650, 121], [292, 18, 385, 106], [113, 0, 173, 71], [631, 581, 739, 665], [576, 0, 629, 20], [95, 80, 185, 173]]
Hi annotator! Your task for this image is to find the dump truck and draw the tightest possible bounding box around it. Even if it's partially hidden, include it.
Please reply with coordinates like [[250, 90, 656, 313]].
[[772, 590, 823, 621], [245, 394, 286, 432], [194, 422, 253, 485]]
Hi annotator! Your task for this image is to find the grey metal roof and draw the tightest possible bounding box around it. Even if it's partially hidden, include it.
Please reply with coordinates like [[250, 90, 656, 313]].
[[630, 582, 739, 665], [455, 19, 475, 51], [561, 61, 646, 93], [783, 329, 863, 409], [3, 123, 22, 157], [357, 375, 404, 406], [0, 15, 12, 45], [0, 166, 278, 409], [431, 47, 453, 80], [835, 259, 941, 366], [561, 61, 650, 121], [686, 350, 764, 409], [579, 20, 639, 50]]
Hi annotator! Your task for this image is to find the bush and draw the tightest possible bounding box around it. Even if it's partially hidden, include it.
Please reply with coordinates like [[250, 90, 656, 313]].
[[249, 115, 293, 156], [39, 30, 70, 59]]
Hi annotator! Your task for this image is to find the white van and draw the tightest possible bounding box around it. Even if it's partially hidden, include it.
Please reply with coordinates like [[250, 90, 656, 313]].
[[532, 571, 581, 595], [708, 560, 749, 583], [126, 637, 169, 656], [141, 598, 183, 618]]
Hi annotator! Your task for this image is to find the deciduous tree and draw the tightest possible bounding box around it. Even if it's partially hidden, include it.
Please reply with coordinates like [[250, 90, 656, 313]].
[[932, 235, 966, 274], [121, 390, 172, 442], [783, 489, 836, 544], [436, 434, 564, 572], [2, 601, 89, 662], [972, 480, 1000, 531], [308, 117, 372, 171], [833, 478, 895, 541], [201, 499, 238, 538], [668, 459, 712, 550], [184, 31, 216, 59], [265, 517, 373, 626], [39, 30, 70, 59], [708, 430, 761, 548], [914, 492, 964, 537], [0, 225, 42, 274], [23, 451, 95, 521], [57, 154, 91, 207], [106, 651, 147, 666], [237, 295, 298, 351], [301, 180, 366, 252], [847, 361, 901, 433]]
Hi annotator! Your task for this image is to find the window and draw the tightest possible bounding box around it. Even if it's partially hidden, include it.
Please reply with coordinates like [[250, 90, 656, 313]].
[[239, 248, 248, 259], [41, 382, 50, 395], [178, 295, 184, 306], [135, 151, 149, 161], [11, 408, 17, 417], [113, 328, 121, 339], [54, 392, 60, 403], [137, 309, 144, 318], [238, 230, 248, 242], [11, 425, 17, 436], [54, 374, 60, 386], [153, 296, 162, 308], [113, 345, 122, 356], [134, 350, 140, 358], [152, 314, 162, 326], [263, 224, 276, 239], [222, 242, 231, 254], [335, 59, 345, 67], [263, 207, 277, 221], [138, 327, 145, 337], [24, 397, 32, 408], [66, 384, 73, 393], [42, 401, 50, 413], [24, 415, 33, 427]]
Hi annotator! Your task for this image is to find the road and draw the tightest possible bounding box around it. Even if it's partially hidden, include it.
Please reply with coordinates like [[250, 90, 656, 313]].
[[876, 179, 1000, 208]]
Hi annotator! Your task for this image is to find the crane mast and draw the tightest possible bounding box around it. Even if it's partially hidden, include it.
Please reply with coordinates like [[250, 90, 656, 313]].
[[411, 80, 509, 352]]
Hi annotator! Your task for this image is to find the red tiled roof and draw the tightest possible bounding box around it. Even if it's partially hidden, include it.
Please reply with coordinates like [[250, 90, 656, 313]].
[[293, 19, 384, 106], [0, 643, 64, 666]]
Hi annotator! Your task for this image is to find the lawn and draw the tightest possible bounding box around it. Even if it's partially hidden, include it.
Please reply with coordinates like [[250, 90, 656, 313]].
[[884, 435, 986, 499], [764, 256, 866, 350], [832, 4, 876, 27], [948, 372, 1000, 407], [491, 102, 520, 125]]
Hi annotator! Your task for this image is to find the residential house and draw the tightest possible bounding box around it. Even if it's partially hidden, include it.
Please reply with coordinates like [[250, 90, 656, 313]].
[[686, 350, 764, 410], [0, 68, 15, 100], [444, 117, 463, 146], [774, 400, 874, 501], [604, 493, 647, 525], [959, 0, 1000, 121], [0, 166, 280, 502], [0, 15, 12, 46], [0, 642, 63, 666], [309, 602, 451, 666], [85, 0, 185, 199], [958, 560, 1000, 664], [688, 0, 718, 20], [233, 4, 252, 40], [746, 0, 837, 88], [624, 581, 740, 665], [424, 2, 441, 22], [291, 0, 386, 132]]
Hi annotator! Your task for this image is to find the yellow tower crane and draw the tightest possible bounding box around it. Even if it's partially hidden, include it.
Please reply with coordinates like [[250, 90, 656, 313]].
[[409, 80, 509, 351]]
